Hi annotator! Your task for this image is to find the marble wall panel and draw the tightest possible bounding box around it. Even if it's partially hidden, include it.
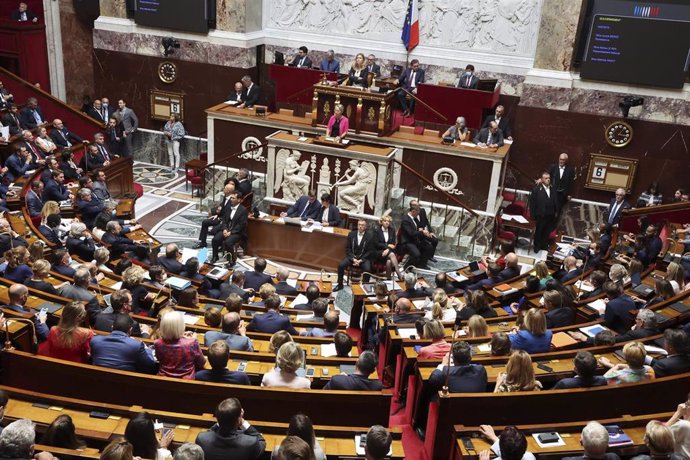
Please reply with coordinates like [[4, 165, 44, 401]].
[[93, 29, 256, 68], [59, 0, 95, 106], [533, 0, 584, 71], [99, 0, 126, 18], [215, 0, 246, 33]]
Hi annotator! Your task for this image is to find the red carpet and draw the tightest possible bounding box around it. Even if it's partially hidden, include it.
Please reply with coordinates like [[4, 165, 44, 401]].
[[390, 399, 427, 460]]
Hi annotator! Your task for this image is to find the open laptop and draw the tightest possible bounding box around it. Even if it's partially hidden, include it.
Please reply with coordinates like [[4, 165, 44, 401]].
[[468, 261, 484, 276]]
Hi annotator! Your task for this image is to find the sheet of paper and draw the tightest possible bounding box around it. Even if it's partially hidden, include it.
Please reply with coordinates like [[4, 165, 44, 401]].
[[183, 314, 199, 325], [0, 126, 9, 139], [397, 328, 417, 339], [180, 247, 198, 264], [292, 293, 309, 306], [587, 299, 607, 316], [224, 100, 238, 105], [460, 142, 475, 147], [301, 226, 314, 233], [320, 343, 338, 357], [321, 226, 335, 233], [477, 343, 492, 353], [286, 279, 298, 288], [275, 217, 285, 223], [512, 215, 529, 224], [447, 272, 468, 282]]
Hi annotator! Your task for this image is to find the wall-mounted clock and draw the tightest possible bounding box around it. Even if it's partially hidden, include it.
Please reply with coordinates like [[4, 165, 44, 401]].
[[157, 62, 177, 84], [605, 121, 633, 148]]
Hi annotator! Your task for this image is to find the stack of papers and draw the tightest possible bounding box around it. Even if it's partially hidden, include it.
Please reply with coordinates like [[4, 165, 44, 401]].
[[586, 299, 607, 315], [502, 214, 529, 224], [397, 328, 417, 339], [183, 314, 199, 325], [291, 293, 309, 306]]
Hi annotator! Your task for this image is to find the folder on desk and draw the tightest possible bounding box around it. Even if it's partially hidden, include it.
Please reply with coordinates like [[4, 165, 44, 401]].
[[605, 425, 633, 446], [551, 331, 578, 348], [38, 302, 63, 314], [166, 277, 192, 290], [670, 302, 690, 314], [579, 324, 607, 338]]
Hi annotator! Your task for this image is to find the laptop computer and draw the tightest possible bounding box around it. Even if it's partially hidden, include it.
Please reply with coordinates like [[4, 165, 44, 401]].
[[468, 261, 484, 276]]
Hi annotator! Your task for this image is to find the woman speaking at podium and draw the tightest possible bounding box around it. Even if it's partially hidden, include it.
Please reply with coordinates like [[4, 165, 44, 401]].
[[326, 104, 349, 143]]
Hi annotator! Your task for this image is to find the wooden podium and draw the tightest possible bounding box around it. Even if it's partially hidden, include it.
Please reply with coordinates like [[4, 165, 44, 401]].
[[310, 83, 397, 136]]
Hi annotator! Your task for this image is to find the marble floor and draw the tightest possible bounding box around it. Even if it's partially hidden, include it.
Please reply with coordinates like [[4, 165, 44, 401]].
[[133, 161, 609, 316]]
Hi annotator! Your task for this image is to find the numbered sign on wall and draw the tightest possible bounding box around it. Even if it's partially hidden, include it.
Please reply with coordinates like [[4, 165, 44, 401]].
[[150, 90, 185, 121], [585, 154, 638, 193]]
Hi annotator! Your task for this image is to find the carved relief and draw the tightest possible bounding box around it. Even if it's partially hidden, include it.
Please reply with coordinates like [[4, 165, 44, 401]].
[[334, 159, 377, 213], [267, 0, 541, 56], [275, 149, 311, 201]]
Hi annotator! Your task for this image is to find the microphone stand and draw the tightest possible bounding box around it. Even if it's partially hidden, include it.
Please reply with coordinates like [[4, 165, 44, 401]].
[[6, 317, 37, 351], [4, 318, 12, 350], [575, 253, 590, 301], [441, 324, 458, 397]]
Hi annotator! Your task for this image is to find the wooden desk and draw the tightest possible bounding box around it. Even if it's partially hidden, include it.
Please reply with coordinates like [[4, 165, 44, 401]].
[[311, 83, 398, 136], [247, 215, 348, 271]]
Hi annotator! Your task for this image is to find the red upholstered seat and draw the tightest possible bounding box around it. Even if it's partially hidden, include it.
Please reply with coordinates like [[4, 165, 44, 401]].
[[502, 191, 516, 203], [133, 183, 144, 198]]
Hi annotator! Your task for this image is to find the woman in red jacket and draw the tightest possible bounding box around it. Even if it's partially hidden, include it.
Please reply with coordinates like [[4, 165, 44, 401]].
[[39, 301, 93, 363]]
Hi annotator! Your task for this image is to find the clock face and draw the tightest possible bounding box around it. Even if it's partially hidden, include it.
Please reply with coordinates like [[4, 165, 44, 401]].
[[158, 62, 177, 84], [605, 121, 633, 148]]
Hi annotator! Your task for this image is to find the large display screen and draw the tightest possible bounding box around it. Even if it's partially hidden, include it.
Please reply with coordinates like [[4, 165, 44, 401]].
[[580, 0, 690, 89], [134, 0, 209, 34]]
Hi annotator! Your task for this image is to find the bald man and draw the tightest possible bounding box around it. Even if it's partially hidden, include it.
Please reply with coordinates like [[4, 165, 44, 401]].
[[4, 284, 49, 341], [204, 312, 254, 351], [497, 253, 520, 281], [50, 119, 83, 149], [157, 243, 184, 274]]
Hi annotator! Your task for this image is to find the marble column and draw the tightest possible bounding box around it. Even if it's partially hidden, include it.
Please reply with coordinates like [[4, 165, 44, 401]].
[[58, 0, 95, 106], [215, 0, 262, 33], [532, 0, 585, 72], [99, 0, 127, 18]]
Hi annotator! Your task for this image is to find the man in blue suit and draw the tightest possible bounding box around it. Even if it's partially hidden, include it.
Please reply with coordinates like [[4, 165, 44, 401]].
[[75, 188, 104, 230], [497, 253, 521, 281], [246, 294, 297, 335], [396, 59, 425, 116], [42, 170, 72, 202], [429, 341, 487, 393], [157, 243, 184, 274], [5, 147, 32, 181], [603, 281, 636, 334], [25, 181, 44, 217], [282, 190, 321, 221], [204, 312, 254, 351], [555, 256, 582, 284], [94, 290, 149, 338], [38, 214, 63, 247], [466, 263, 502, 292], [243, 257, 273, 292], [91, 315, 157, 373], [18, 97, 46, 129]]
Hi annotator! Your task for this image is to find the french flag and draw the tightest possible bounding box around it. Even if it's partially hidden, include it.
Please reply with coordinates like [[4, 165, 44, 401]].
[[401, 0, 419, 51]]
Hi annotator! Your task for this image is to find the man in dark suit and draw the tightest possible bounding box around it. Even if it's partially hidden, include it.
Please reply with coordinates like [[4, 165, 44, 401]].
[[2, 104, 23, 135], [466, 263, 502, 292], [0, 216, 27, 252], [481, 105, 512, 139], [473, 121, 504, 148], [410, 200, 438, 262], [80, 144, 110, 172], [57, 267, 102, 325], [226, 82, 245, 104], [91, 315, 157, 373], [319, 50, 340, 73], [194, 183, 234, 250], [38, 214, 63, 246], [636, 224, 663, 267], [323, 351, 383, 390], [552, 352, 607, 389], [292, 284, 319, 310], [19, 130, 45, 166], [220, 191, 248, 267], [238, 75, 260, 109], [614, 309, 659, 343], [289, 46, 313, 68], [51, 248, 76, 277], [603, 281, 636, 334], [243, 257, 273, 292], [235, 168, 252, 196], [546, 153, 575, 212], [219, 272, 252, 302], [457, 64, 479, 89], [19, 97, 45, 130], [3, 284, 49, 341], [195, 341, 251, 385], [366, 54, 381, 77], [93, 290, 149, 338], [606, 188, 631, 226], [434, 272, 457, 295], [25, 181, 43, 217], [544, 291, 575, 328], [246, 294, 297, 335], [42, 170, 71, 202], [0, 81, 14, 110], [397, 272, 432, 299], [102, 221, 139, 259], [529, 171, 558, 252], [11, 3, 38, 22], [376, 297, 422, 345], [157, 243, 184, 274], [49, 119, 83, 149], [649, 328, 690, 378], [195, 398, 266, 460], [334, 219, 374, 291], [4, 147, 32, 181], [497, 253, 521, 281], [396, 59, 425, 116], [75, 188, 105, 229], [86, 99, 108, 125], [274, 267, 298, 296], [554, 256, 582, 284], [204, 312, 254, 351], [429, 341, 487, 392], [399, 205, 433, 269], [282, 190, 321, 221], [309, 193, 341, 227]]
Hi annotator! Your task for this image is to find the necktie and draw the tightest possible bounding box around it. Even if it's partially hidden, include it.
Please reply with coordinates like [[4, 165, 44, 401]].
[[237, 92, 242, 100], [487, 132, 493, 145], [465, 76, 470, 87], [411, 71, 416, 88], [32, 110, 41, 125], [230, 206, 237, 220], [101, 107, 106, 120], [99, 145, 110, 161], [13, 114, 19, 127], [60, 130, 71, 147], [609, 202, 620, 224], [299, 201, 309, 218], [299, 58, 304, 67]]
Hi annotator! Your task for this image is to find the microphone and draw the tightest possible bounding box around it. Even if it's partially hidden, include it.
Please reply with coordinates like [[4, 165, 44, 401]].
[[8, 317, 37, 350], [442, 324, 458, 397]]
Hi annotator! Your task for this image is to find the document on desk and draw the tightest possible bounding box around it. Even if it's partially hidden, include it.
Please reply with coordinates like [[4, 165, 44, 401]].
[[586, 299, 607, 316], [320, 343, 339, 357], [397, 328, 417, 339], [292, 293, 309, 306], [183, 314, 199, 325], [286, 279, 298, 288], [275, 217, 285, 223], [460, 142, 475, 147], [321, 226, 335, 233], [447, 272, 468, 282], [223, 100, 239, 105]]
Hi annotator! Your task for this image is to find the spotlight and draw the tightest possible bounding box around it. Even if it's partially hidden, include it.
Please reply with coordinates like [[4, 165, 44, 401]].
[[619, 96, 644, 118], [162, 37, 180, 57]]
